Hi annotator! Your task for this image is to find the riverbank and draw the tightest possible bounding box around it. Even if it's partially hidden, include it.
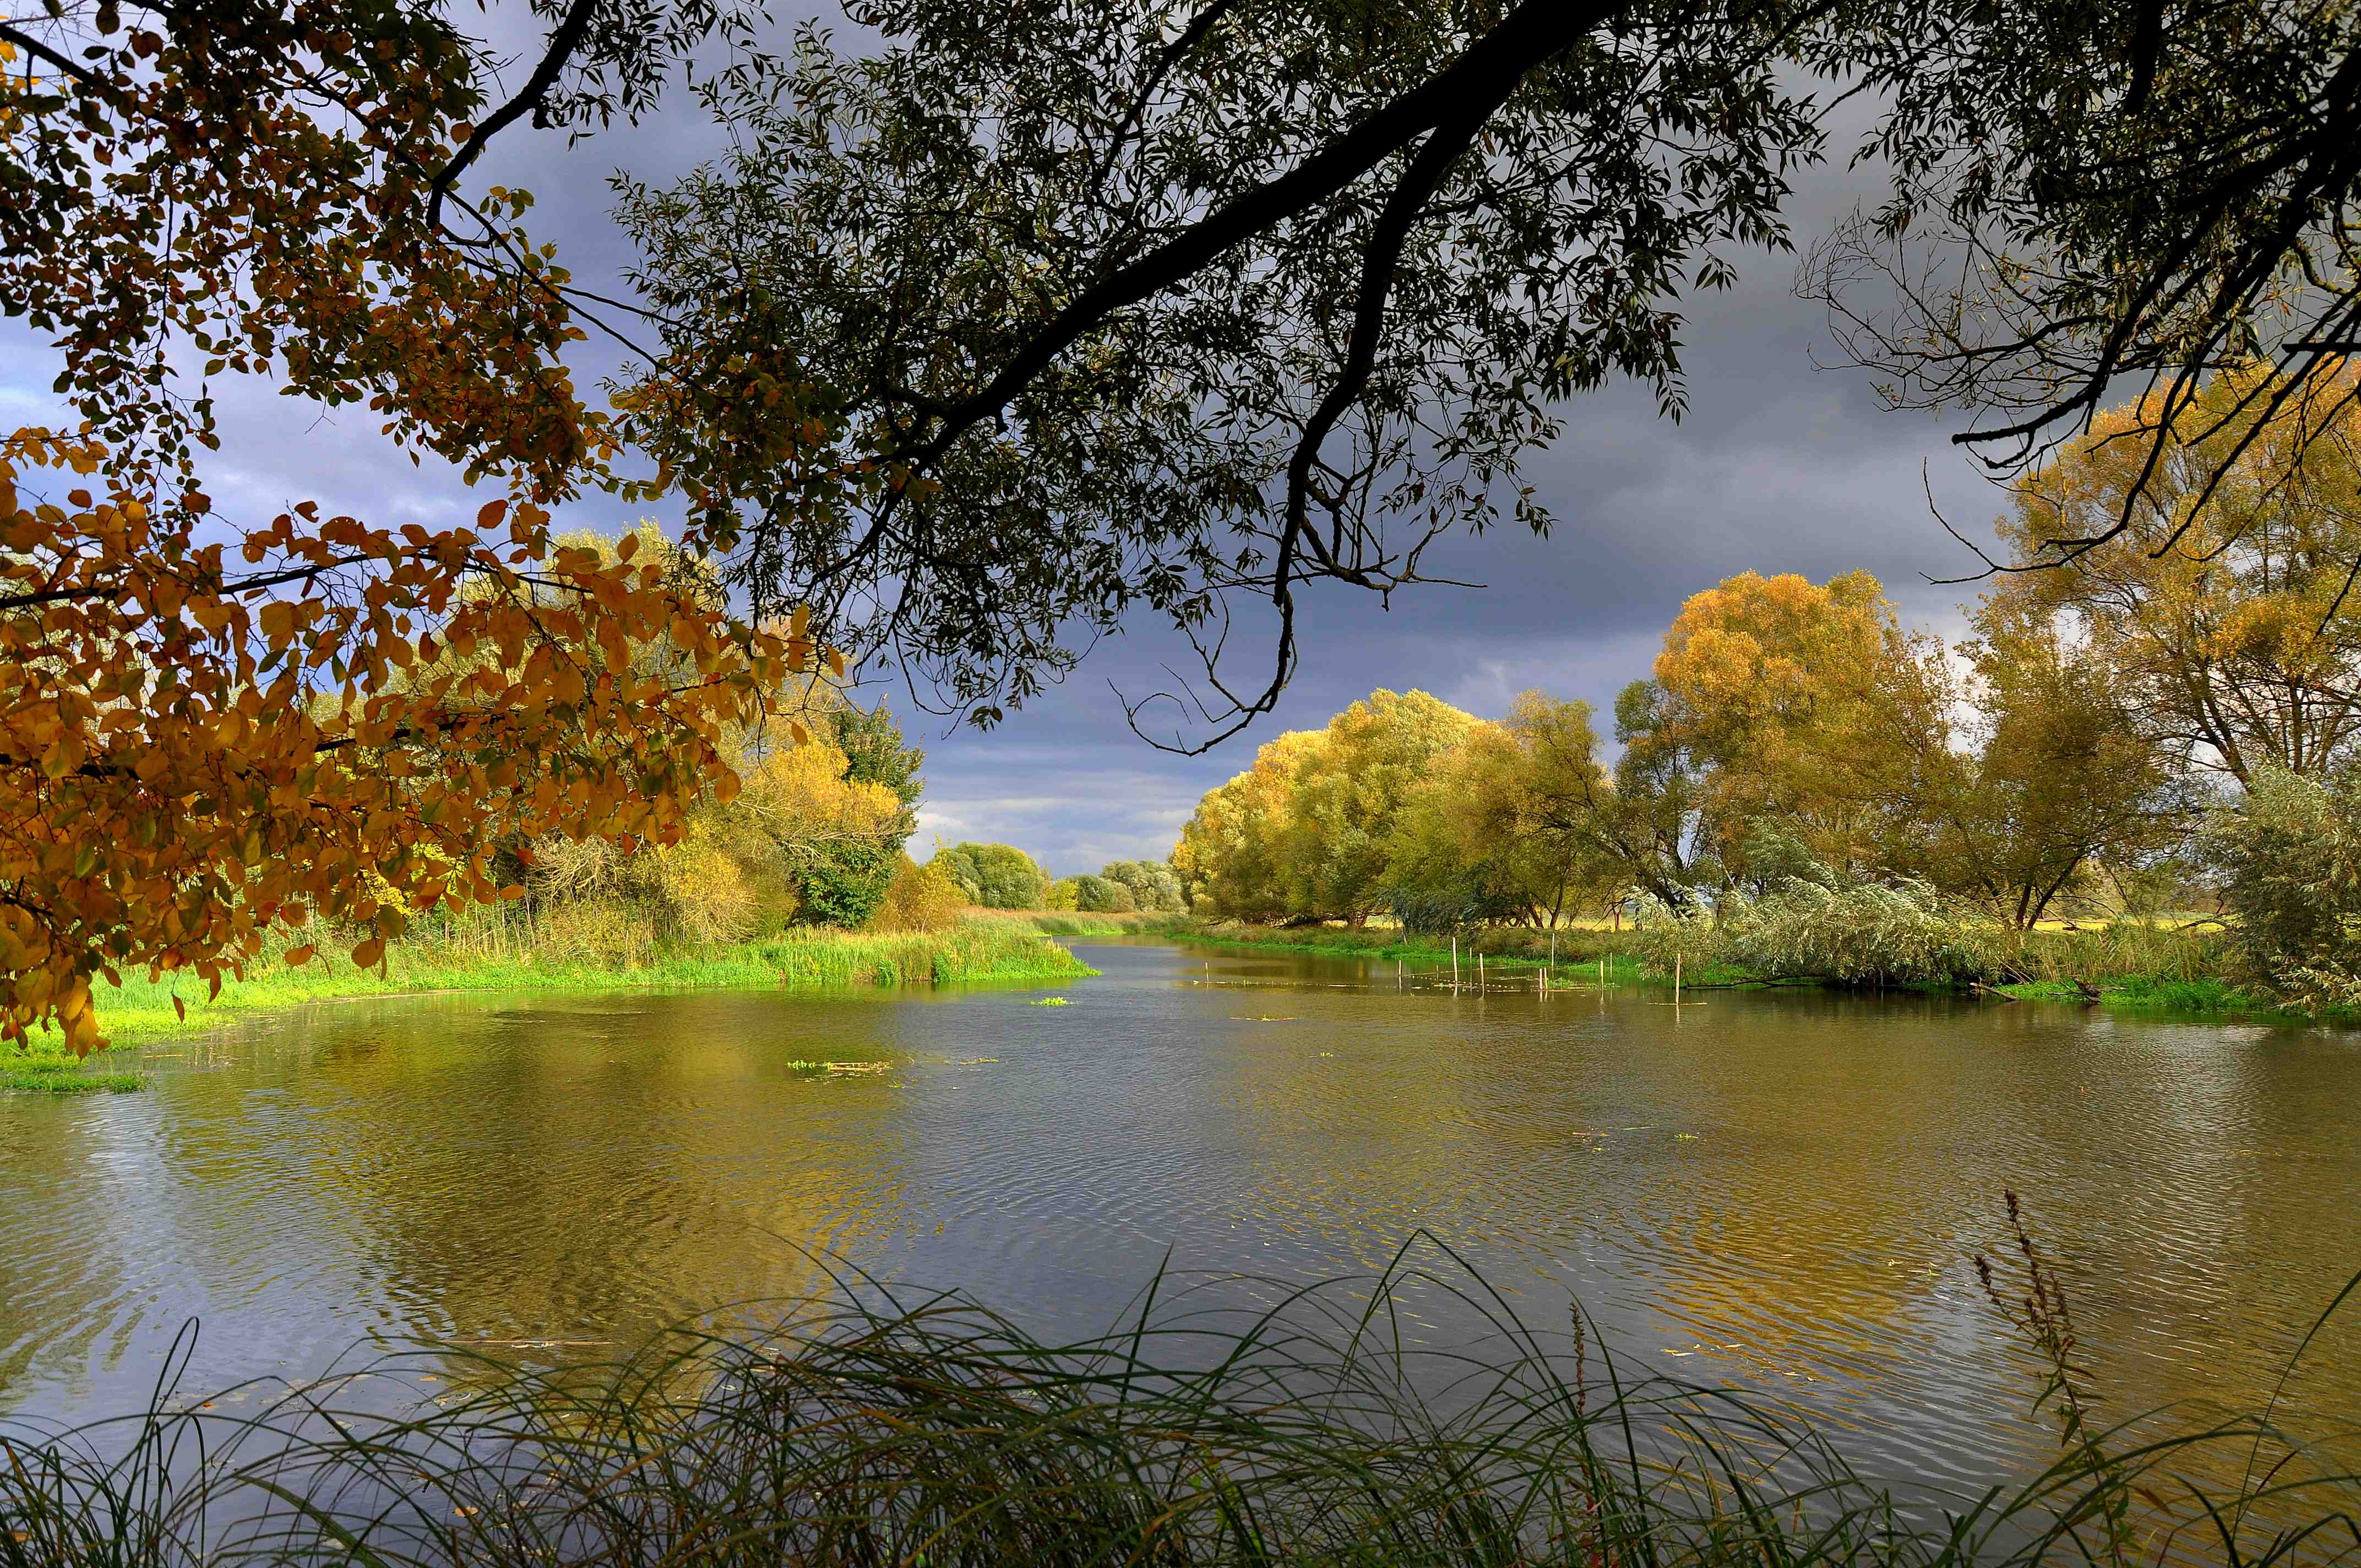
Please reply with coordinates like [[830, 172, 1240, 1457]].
[[2, 922, 1096, 1091], [1176, 918, 2337, 1021]]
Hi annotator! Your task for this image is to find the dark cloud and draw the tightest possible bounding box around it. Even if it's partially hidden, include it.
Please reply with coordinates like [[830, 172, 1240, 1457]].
[[0, 25, 2020, 876]]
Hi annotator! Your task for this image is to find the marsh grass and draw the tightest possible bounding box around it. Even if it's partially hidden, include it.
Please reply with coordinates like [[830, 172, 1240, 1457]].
[[80, 922, 1094, 1050], [0, 1046, 143, 1093], [4, 1231, 2356, 1567]]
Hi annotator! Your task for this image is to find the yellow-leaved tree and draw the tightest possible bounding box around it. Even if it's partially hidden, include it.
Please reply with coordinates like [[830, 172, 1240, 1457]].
[[1989, 364, 2361, 783]]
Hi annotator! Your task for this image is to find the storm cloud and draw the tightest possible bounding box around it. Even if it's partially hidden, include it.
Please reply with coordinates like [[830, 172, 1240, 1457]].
[[0, 21, 2017, 876]]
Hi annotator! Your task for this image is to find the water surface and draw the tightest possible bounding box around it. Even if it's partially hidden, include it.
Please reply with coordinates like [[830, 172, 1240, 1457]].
[[4, 940, 2357, 1490]]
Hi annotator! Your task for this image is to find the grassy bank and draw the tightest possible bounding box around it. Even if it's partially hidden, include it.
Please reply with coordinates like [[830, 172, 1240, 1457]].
[[3, 1239, 2352, 1566], [1173, 917, 2349, 1021], [1, 922, 1094, 1091]]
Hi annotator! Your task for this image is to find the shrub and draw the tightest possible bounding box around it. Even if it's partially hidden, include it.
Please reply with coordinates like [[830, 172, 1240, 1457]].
[[1632, 852, 2006, 988], [930, 842, 1047, 908], [868, 855, 967, 934], [1042, 876, 1081, 911], [1071, 874, 1136, 913], [2205, 765, 2361, 1008]]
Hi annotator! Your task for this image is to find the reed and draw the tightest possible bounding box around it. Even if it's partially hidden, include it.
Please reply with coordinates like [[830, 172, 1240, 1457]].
[[81, 921, 1094, 1049], [3, 1223, 2354, 1566]]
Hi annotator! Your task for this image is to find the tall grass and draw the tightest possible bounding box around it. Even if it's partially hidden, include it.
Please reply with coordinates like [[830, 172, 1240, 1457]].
[[2, 1227, 2355, 1566], [77, 919, 1093, 1049]]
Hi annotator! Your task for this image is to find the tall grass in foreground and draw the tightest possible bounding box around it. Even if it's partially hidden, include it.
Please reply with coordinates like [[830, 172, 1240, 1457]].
[[4, 1228, 2355, 1566]]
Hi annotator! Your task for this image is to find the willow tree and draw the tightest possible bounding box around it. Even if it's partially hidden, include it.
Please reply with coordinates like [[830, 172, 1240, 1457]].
[[619, 0, 2361, 747], [1982, 371, 2361, 784], [1629, 570, 1954, 879]]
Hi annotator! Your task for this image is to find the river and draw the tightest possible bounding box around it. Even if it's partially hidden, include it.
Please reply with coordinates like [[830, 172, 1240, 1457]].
[[3, 938, 2357, 1496]]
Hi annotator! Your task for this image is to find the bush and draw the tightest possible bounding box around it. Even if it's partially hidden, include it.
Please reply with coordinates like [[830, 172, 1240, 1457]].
[[1071, 874, 1137, 913], [1633, 852, 2005, 988], [931, 842, 1048, 908], [2206, 765, 2361, 1008], [867, 855, 967, 934], [1042, 876, 1081, 911], [1098, 858, 1186, 912]]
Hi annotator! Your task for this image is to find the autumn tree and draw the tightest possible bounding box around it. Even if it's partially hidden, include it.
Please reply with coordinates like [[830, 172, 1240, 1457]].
[[1171, 689, 1475, 924], [1172, 730, 1326, 922], [0, 5, 815, 1052], [1385, 693, 1625, 930], [1983, 368, 2361, 785], [1634, 570, 1953, 880], [1925, 603, 2193, 927]]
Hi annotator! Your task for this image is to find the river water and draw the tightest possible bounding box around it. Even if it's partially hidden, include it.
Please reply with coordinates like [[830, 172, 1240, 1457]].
[[3, 939, 2357, 1494]]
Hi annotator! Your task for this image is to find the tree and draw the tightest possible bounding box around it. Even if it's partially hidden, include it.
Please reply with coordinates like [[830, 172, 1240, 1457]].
[[1927, 603, 2192, 927], [1070, 874, 1138, 914], [1639, 570, 1952, 880], [0, 4, 798, 1051], [617, 0, 2361, 746], [2206, 766, 2361, 1010], [929, 843, 1047, 909], [1602, 679, 1722, 908], [1172, 689, 1475, 923], [1385, 693, 1624, 929], [1098, 860, 1185, 913], [1172, 730, 1325, 922], [1981, 370, 2361, 785]]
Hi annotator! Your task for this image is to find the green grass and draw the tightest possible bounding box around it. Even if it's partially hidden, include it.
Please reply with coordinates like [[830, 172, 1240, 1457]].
[[0, 1046, 143, 1094], [68, 921, 1095, 1057]]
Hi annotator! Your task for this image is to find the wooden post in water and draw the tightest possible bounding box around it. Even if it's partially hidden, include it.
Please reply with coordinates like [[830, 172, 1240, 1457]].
[[1452, 936, 1460, 990], [1397, 957, 1403, 989], [1478, 951, 1485, 988], [1598, 957, 1606, 990], [1674, 951, 1683, 1005]]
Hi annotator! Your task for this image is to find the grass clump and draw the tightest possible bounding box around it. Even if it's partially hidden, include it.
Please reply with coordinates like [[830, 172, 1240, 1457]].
[[2, 1215, 2357, 1566], [87, 920, 1095, 1049], [0, 1044, 142, 1094]]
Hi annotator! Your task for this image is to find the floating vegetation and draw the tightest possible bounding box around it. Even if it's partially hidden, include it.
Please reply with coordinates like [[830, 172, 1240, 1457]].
[[1029, 997, 1071, 1007]]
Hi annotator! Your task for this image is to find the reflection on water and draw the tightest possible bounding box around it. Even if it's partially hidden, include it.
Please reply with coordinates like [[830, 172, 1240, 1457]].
[[3, 942, 2357, 1489]]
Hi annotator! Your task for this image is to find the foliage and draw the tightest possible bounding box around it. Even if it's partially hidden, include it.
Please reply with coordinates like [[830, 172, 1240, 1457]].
[[0, 461, 813, 1055], [868, 854, 968, 935], [1633, 836, 2006, 989], [931, 843, 1048, 910], [1982, 366, 2361, 785], [1928, 600, 2193, 927], [0, 2, 806, 1054], [612, 2, 1827, 743], [1384, 692, 1626, 930], [1097, 859, 1187, 913], [1635, 570, 1952, 880], [2205, 766, 2361, 1010], [1068, 874, 1137, 914], [1174, 690, 1475, 923]]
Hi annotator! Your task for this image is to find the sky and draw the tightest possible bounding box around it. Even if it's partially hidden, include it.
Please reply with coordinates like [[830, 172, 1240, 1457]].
[[0, 15, 2021, 879]]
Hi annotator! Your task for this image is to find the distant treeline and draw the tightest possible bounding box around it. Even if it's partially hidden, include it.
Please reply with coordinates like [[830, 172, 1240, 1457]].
[[1171, 378, 2361, 1006], [924, 843, 1186, 914]]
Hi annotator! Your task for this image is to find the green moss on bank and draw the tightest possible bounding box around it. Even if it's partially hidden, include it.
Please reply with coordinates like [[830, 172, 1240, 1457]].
[[14, 924, 1094, 1075]]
